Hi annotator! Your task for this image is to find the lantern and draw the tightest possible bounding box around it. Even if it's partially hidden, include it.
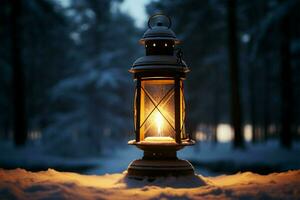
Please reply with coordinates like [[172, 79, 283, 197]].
[[127, 14, 195, 177]]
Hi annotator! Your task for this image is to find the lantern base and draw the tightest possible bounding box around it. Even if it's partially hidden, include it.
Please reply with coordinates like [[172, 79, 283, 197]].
[[127, 140, 195, 177], [127, 157, 194, 177]]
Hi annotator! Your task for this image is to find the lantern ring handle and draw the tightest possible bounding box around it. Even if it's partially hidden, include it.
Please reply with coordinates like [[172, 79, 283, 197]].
[[148, 13, 172, 29]]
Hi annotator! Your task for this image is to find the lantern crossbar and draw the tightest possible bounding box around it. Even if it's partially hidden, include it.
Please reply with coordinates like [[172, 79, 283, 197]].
[[151, 111, 176, 135], [143, 87, 175, 125], [139, 86, 176, 132], [140, 86, 175, 131], [142, 85, 174, 111], [139, 86, 173, 128], [139, 110, 176, 139], [141, 108, 175, 137]]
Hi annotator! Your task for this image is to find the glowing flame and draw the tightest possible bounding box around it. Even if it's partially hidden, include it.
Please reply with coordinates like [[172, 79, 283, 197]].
[[154, 110, 163, 136]]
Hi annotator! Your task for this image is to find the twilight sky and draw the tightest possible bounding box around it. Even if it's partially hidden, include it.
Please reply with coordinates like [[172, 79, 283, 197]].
[[119, 0, 151, 28], [57, 0, 151, 28]]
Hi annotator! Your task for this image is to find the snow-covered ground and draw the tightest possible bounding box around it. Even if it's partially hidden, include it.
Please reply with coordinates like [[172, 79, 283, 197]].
[[0, 168, 300, 200], [0, 140, 101, 172]]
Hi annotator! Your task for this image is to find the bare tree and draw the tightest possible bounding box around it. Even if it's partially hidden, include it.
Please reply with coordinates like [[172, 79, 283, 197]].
[[279, 0, 292, 148], [227, 0, 244, 148], [11, 0, 27, 146]]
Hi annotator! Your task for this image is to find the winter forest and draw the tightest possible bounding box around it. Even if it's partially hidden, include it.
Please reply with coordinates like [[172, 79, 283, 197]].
[[1, 0, 300, 196]]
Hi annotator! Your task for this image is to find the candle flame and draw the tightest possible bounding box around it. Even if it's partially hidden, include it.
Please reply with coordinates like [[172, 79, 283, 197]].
[[154, 110, 163, 136]]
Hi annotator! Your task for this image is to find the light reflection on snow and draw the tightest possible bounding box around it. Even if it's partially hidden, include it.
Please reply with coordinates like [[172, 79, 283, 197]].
[[1, 168, 300, 199]]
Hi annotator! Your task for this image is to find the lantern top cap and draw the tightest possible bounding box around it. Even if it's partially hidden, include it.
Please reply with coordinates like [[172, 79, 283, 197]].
[[140, 14, 180, 45]]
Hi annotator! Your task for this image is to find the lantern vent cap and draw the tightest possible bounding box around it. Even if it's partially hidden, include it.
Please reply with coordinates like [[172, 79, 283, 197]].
[[132, 55, 187, 67], [130, 55, 190, 75], [140, 14, 180, 45]]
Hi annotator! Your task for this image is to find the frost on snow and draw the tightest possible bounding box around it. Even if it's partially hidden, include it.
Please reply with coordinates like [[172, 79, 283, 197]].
[[0, 169, 300, 200]]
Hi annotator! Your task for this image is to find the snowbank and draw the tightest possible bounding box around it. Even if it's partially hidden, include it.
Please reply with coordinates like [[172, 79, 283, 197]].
[[1, 169, 300, 200]]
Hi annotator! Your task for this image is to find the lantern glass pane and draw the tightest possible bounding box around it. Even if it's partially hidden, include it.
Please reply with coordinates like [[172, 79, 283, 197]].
[[180, 82, 187, 139], [139, 79, 175, 141], [134, 88, 137, 132]]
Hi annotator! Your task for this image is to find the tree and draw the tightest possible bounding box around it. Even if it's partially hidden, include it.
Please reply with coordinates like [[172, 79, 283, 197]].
[[11, 0, 27, 146], [279, 0, 292, 148], [42, 1, 140, 157], [227, 0, 244, 148], [0, 1, 13, 139]]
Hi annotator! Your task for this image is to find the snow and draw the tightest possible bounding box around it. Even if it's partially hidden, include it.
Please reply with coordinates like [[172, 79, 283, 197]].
[[1, 168, 300, 200], [179, 140, 300, 175], [0, 140, 101, 172]]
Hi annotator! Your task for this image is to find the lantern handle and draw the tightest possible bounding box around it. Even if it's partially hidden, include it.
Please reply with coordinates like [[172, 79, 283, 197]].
[[176, 48, 184, 65], [148, 13, 172, 29]]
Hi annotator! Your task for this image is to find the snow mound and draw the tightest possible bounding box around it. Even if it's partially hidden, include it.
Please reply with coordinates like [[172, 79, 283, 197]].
[[120, 173, 207, 188], [1, 168, 300, 200]]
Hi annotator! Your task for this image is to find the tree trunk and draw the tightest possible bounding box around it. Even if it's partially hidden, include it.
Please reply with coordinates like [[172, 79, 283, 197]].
[[279, 0, 292, 149], [263, 57, 270, 142], [249, 59, 257, 143], [212, 68, 220, 144], [11, 0, 27, 146], [227, 0, 244, 148]]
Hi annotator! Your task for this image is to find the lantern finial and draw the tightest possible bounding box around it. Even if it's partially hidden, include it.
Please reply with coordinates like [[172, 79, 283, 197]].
[[140, 13, 179, 45], [148, 13, 172, 29]]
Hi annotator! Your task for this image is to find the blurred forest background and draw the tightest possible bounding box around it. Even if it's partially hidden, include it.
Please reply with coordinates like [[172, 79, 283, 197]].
[[0, 0, 300, 174]]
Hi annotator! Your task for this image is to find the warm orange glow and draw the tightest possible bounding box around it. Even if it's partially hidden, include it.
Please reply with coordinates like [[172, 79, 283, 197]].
[[140, 79, 175, 140]]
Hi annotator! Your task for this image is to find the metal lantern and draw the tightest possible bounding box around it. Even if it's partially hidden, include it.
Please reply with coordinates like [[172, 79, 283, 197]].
[[127, 14, 195, 177]]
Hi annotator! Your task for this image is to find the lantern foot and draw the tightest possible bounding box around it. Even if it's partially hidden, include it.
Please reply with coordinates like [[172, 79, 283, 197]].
[[127, 158, 194, 177]]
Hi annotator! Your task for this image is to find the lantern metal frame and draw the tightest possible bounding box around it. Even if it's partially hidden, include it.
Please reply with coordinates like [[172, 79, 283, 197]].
[[127, 14, 195, 177]]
